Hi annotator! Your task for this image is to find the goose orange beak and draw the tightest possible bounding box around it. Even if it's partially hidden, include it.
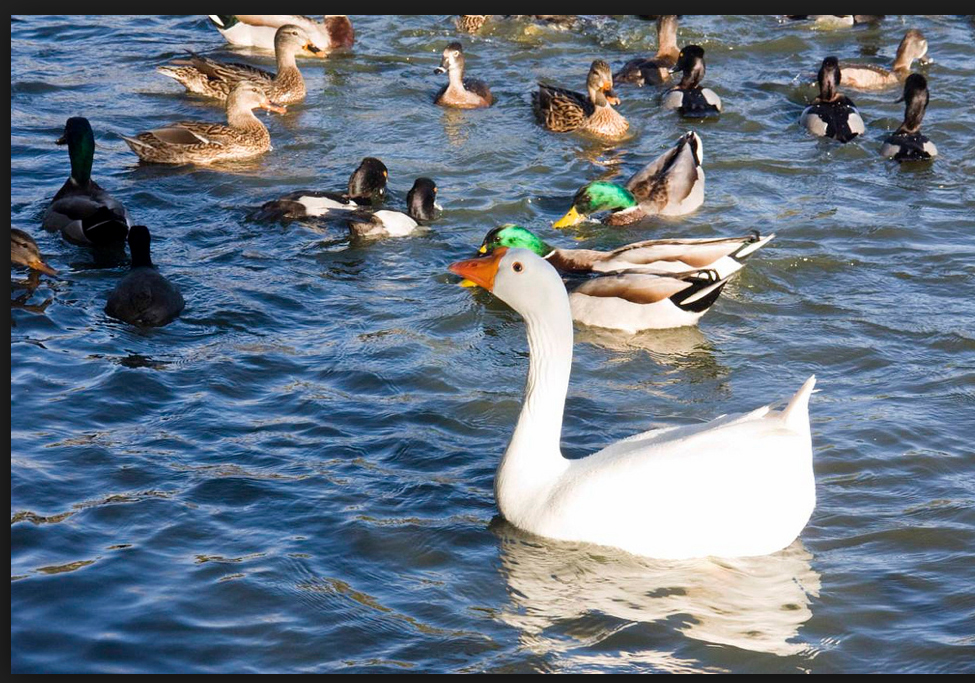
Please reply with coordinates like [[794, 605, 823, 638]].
[[448, 248, 507, 291]]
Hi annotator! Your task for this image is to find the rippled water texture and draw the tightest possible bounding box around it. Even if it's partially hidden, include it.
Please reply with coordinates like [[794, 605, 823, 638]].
[[11, 15, 975, 673]]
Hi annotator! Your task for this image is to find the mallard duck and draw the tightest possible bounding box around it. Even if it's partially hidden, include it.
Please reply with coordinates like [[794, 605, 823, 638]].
[[553, 131, 703, 228], [801, 57, 864, 143], [207, 15, 353, 54], [122, 82, 286, 165], [448, 247, 816, 558], [661, 45, 722, 118], [157, 24, 320, 105], [11, 228, 57, 276], [456, 15, 577, 33], [347, 177, 441, 239], [533, 60, 629, 139], [42, 117, 130, 246], [478, 224, 774, 279], [841, 29, 928, 90], [881, 74, 937, 161], [253, 157, 388, 221], [615, 15, 680, 87], [105, 226, 185, 327], [434, 42, 493, 109]]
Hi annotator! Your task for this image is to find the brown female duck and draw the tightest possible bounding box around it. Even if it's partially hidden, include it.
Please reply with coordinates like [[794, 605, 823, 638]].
[[122, 83, 286, 165], [533, 60, 629, 139], [158, 24, 320, 105]]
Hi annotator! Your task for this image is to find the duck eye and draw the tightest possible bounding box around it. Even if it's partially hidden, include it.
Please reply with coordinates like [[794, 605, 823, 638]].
[[513, 262, 523, 273]]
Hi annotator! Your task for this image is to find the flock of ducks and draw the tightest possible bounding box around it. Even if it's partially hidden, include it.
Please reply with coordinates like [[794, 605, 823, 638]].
[[11, 16, 943, 560]]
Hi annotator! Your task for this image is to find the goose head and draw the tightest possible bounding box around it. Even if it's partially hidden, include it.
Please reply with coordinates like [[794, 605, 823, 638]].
[[449, 247, 567, 317]]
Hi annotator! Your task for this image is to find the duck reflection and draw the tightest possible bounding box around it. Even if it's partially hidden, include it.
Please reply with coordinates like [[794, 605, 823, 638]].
[[491, 518, 820, 661]]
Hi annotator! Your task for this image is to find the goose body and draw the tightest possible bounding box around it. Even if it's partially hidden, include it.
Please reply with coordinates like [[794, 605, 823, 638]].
[[880, 74, 937, 161], [254, 157, 388, 221], [158, 25, 320, 105], [661, 46, 721, 118], [434, 42, 493, 109], [801, 57, 864, 143], [533, 60, 629, 139], [554, 131, 704, 228], [615, 15, 679, 87], [105, 226, 184, 327], [207, 15, 353, 54], [840, 29, 928, 90], [42, 117, 130, 246], [122, 82, 285, 164], [478, 225, 774, 280], [448, 248, 817, 559]]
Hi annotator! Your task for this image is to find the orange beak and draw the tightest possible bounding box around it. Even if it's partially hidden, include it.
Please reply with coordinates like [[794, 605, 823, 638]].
[[261, 101, 288, 115], [448, 247, 507, 291]]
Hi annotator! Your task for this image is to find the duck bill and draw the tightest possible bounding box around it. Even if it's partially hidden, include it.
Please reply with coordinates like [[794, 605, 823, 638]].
[[29, 258, 57, 276], [448, 248, 507, 291], [261, 101, 288, 115], [304, 43, 322, 56], [605, 88, 620, 106], [553, 206, 583, 228]]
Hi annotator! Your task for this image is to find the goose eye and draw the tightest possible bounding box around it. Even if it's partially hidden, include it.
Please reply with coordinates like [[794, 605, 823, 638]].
[[513, 262, 523, 273]]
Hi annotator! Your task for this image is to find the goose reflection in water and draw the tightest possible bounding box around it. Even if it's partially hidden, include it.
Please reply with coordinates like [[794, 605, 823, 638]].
[[491, 519, 821, 666]]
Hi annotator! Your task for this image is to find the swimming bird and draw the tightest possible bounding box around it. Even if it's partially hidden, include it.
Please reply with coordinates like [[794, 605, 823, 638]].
[[104, 226, 185, 327], [346, 177, 441, 239], [122, 82, 286, 164], [42, 117, 130, 246], [434, 42, 493, 109], [448, 247, 817, 558], [840, 29, 928, 90], [253, 157, 389, 221], [533, 60, 629, 139], [880, 74, 937, 161], [478, 224, 773, 280], [11, 228, 57, 276], [207, 15, 353, 54], [553, 131, 703, 227], [157, 24, 321, 105], [661, 45, 721, 118], [615, 15, 680, 87], [800, 57, 865, 143]]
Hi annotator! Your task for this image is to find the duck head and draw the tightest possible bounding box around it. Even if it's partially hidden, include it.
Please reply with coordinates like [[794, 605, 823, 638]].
[[586, 60, 620, 107], [435, 42, 465, 76], [57, 116, 95, 186], [553, 181, 638, 228], [274, 24, 321, 61], [127, 225, 153, 268], [896, 73, 930, 133], [11, 228, 57, 276], [407, 178, 441, 222], [896, 29, 929, 68], [227, 82, 288, 116], [816, 56, 842, 102], [348, 157, 388, 205], [671, 45, 706, 88], [478, 225, 552, 257]]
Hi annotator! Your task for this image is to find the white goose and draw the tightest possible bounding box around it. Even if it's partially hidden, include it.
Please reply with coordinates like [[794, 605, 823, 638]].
[[449, 247, 817, 559]]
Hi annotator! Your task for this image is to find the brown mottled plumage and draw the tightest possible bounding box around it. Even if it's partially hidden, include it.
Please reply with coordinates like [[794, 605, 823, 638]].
[[533, 60, 628, 138], [122, 83, 286, 165], [158, 25, 318, 105]]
